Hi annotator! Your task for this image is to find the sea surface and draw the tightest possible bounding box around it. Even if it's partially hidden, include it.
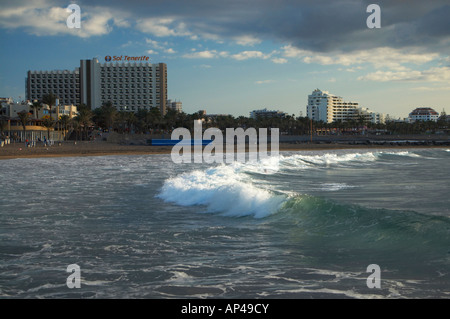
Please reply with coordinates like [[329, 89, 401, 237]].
[[1, 148, 449, 298]]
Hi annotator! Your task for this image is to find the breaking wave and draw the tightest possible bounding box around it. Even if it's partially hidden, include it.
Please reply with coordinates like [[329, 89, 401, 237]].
[[158, 162, 450, 258], [157, 150, 430, 218], [158, 165, 286, 218], [158, 156, 450, 265]]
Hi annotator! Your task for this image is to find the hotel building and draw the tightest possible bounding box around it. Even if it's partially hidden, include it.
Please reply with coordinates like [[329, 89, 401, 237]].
[[306, 89, 385, 124], [26, 58, 168, 114], [250, 108, 287, 119], [408, 107, 439, 123]]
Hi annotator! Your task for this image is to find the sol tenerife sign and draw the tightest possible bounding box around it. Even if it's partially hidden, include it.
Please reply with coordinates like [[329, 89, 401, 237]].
[[105, 55, 150, 62]]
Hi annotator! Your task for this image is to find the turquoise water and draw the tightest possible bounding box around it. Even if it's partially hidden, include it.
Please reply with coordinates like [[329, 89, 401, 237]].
[[1, 148, 449, 298]]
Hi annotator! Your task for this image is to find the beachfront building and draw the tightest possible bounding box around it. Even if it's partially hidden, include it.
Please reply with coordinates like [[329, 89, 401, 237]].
[[41, 104, 78, 119], [306, 89, 385, 124], [0, 100, 78, 142], [0, 97, 13, 105], [167, 99, 182, 113], [355, 107, 386, 124], [250, 108, 287, 119], [26, 58, 168, 115], [408, 107, 440, 123], [0, 101, 32, 118], [26, 70, 80, 107], [1, 100, 78, 120]]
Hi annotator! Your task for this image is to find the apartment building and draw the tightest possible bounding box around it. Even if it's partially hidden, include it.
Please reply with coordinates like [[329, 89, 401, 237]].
[[306, 89, 385, 124], [167, 99, 183, 113], [26, 58, 168, 115]]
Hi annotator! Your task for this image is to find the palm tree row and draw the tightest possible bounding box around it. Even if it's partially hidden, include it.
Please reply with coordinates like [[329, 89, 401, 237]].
[[3, 94, 447, 141]]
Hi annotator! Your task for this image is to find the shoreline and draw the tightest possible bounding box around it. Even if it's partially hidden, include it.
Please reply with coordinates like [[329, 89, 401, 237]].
[[1, 141, 448, 160]]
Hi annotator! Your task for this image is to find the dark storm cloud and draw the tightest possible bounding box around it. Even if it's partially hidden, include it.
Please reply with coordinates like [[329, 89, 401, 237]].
[[89, 0, 449, 52], [2, 0, 450, 52]]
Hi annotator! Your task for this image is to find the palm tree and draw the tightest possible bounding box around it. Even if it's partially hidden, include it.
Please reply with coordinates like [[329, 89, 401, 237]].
[[0, 115, 9, 138], [42, 92, 57, 120], [72, 119, 81, 141], [125, 111, 136, 133], [149, 106, 162, 132], [41, 115, 55, 141], [164, 108, 178, 132], [116, 111, 128, 133], [136, 109, 151, 133], [75, 105, 93, 140], [99, 101, 117, 131], [59, 114, 71, 141], [17, 111, 31, 141]]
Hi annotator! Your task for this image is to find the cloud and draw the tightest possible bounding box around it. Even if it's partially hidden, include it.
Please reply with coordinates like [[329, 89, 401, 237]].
[[183, 50, 219, 59], [233, 35, 262, 46], [344, 66, 364, 72], [135, 17, 191, 37], [282, 45, 439, 70], [271, 57, 288, 64], [1, 0, 449, 55], [146, 38, 176, 55], [410, 86, 450, 91], [231, 50, 271, 61], [145, 38, 163, 49], [358, 66, 450, 82], [0, 1, 127, 38], [255, 80, 274, 84]]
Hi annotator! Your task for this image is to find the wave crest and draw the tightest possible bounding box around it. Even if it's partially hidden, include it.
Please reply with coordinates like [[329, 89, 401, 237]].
[[158, 165, 285, 218]]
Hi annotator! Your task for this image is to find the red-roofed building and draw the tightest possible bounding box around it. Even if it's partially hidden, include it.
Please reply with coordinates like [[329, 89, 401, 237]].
[[408, 107, 439, 123]]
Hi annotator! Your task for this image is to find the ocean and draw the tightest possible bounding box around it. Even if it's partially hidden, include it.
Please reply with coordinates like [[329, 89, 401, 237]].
[[1, 148, 449, 298]]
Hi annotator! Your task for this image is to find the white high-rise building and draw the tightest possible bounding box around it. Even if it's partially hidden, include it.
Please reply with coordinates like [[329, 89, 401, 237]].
[[306, 89, 385, 124], [26, 58, 168, 115]]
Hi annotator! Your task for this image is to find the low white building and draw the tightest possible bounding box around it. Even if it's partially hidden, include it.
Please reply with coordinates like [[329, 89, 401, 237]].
[[1, 101, 32, 118], [41, 104, 78, 119], [408, 108, 439, 122], [0, 100, 78, 119]]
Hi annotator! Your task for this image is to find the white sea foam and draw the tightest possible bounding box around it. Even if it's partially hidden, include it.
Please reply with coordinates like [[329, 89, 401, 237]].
[[157, 149, 425, 217], [381, 151, 422, 158], [158, 151, 379, 217], [278, 150, 426, 167], [278, 152, 378, 167], [318, 183, 356, 191], [158, 164, 285, 218]]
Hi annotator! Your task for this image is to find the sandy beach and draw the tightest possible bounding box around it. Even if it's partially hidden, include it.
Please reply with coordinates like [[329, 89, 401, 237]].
[[1, 139, 448, 160]]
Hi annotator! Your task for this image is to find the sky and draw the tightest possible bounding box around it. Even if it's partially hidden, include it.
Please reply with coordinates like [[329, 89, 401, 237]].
[[0, 0, 449, 119]]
